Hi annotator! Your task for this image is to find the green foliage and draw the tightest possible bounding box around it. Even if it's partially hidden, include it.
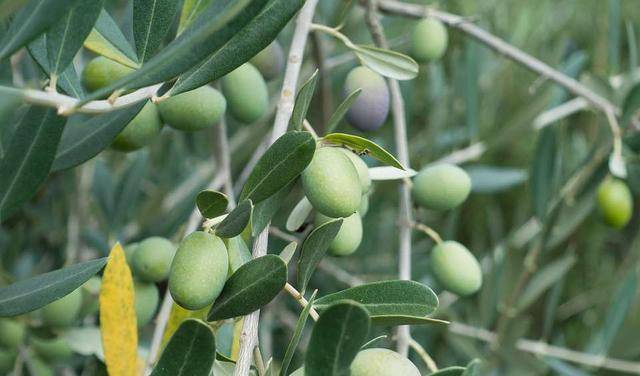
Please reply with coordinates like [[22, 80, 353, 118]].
[[84, 9, 139, 68], [322, 133, 403, 169], [215, 200, 253, 238], [352, 45, 419, 81], [133, 0, 179, 63], [151, 319, 216, 376], [289, 70, 319, 132], [297, 218, 343, 294], [280, 291, 317, 376], [196, 190, 229, 219]]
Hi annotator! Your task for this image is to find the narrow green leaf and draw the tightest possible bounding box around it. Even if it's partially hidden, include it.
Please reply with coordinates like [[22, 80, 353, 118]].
[[352, 45, 418, 80], [84, 9, 140, 68], [429, 367, 466, 376], [369, 315, 448, 326], [286, 197, 312, 232], [305, 301, 370, 376], [225, 236, 252, 274], [466, 165, 528, 194], [0, 258, 107, 316], [28, 33, 85, 97], [515, 254, 576, 313], [297, 219, 343, 294], [278, 241, 298, 265], [215, 200, 253, 238], [168, 0, 304, 96], [52, 101, 146, 172], [240, 131, 315, 205], [322, 133, 404, 170], [178, 0, 213, 35], [531, 127, 558, 219], [208, 255, 287, 320], [368, 166, 416, 181], [289, 70, 318, 132], [0, 107, 66, 221], [622, 83, 640, 125], [133, 0, 180, 62], [251, 180, 295, 236], [0, 0, 79, 61], [46, 0, 104, 75], [196, 190, 229, 219], [151, 319, 215, 376], [462, 359, 484, 376], [279, 291, 317, 376], [325, 88, 361, 134], [111, 151, 148, 229]]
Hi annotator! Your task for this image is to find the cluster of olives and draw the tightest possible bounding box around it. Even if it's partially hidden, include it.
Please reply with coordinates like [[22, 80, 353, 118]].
[[597, 177, 634, 229], [291, 348, 420, 376]]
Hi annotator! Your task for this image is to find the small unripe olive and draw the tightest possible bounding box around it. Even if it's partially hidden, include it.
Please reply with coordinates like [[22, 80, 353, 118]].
[[430, 241, 482, 296], [134, 280, 159, 327], [302, 147, 362, 218], [81, 56, 135, 92], [79, 276, 101, 318], [359, 194, 370, 216], [30, 336, 73, 363], [111, 102, 163, 152], [169, 231, 229, 310], [339, 149, 371, 194], [224, 236, 251, 275], [41, 288, 82, 328], [131, 237, 176, 282], [0, 348, 16, 374], [411, 18, 448, 62], [412, 164, 471, 210], [158, 86, 226, 131], [315, 212, 363, 256], [597, 178, 633, 229], [351, 348, 420, 376], [221, 63, 269, 124], [344, 66, 389, 132], [0, 319, 25, 348], [249, 41, 285, 80], [124, 243, 139, 266]]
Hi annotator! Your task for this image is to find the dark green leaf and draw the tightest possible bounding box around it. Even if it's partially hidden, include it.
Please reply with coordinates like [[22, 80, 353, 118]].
[[151, 319, 215, 376], [196, 190, 229, 218], [622, 83, 640, 125], [251, 180, 294, 236], [133, 0, 179, 62], [0, 258, 107, 316], [168, 0, 304, 96], [52, 101, 146, 172], [178, 0, 213, 35], [28, 34, 85, 97], [352, 45, 418, 80], [466, 165, 528, 194], [208, 255, 287, 321], [322, 133, 404, 170], [531, 127, 558, 219], [111, 151, 148, 229], [369, 315, 448, 326], [289, 70, 318, 132], [305, 301, 370, 376], [215, 199, 253, 238], [0, 107, 66, 221], [240, 131, 315, 205], [84, 9, 139, 68], [297, 219, 343, 294], [462, 359, 483, 376], [325, 88, 361, 134], [515, 254, 576, 313], [429, 367, 466, 376], [280, 291, 317, 376]]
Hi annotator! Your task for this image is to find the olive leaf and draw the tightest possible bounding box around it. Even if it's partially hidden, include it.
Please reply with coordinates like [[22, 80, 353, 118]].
[[151, 319, 216, 376], [322, 133, 404, 170], [325, 88, 361, 134], [84, 9, 140, 68], [429, 367, 466, 376], [286, 197, 313, 232], [352, 45, 419, 81], [531, 127, 558, 219], [251, 181, 295, 236], [515, 254, 576, 313], [133, 0, 180, 63], [462, 359, 483, 376], [280, 291, 317, 376], [111, 151, 148, 229], [297, 219, 343, 294], [622, 82, 640, 125], [278, 241, 298, 265], [368, 166, 417, 181], [27, 35, 85, 98], [0, 257, 107, 317], [466, 165, 528, 193], [305, 301, 370, 376], [196, 190, 229, 219], [215, 199, 253, 238], [177, 0, 213, 35], [289, 70, 319, 132], [208, 255, 287, 321]]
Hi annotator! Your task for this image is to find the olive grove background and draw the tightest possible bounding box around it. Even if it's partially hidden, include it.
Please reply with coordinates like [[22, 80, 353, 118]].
[[1, 0, 640, 375]]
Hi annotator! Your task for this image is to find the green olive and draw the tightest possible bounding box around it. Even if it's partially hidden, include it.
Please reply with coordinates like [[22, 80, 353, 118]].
[[597, 178, 633, 229], [30, 336, 73, 363], [315, 212, 363, 256], [339, 148, 371, 194], [134, 280, 159, 327], [359, 194, 370, 217], [351, 348, 420, 376], [224, 236, 251, 276], [411, 18, 448, 62], [124, 242, 139, 267], [131, 237, 176, 282], [169, 231, 229, 310], [412, 164, 471, 210], [111, 101, 163, 152], [0, 348, 16, 374], [78, 276, 101, 318], [430, 241, 482, 296], [302, 147, 362, 218], [41, 288, 82, 328], [249, 41, 284, 80], [158, 85, 226, 131], [81, 56, 135, 92], [221, 63, 269, 124], [0, 319, 25, 348]]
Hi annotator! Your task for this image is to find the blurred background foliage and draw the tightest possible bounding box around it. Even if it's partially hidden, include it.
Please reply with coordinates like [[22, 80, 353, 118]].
[[2, 0, 640, 375]]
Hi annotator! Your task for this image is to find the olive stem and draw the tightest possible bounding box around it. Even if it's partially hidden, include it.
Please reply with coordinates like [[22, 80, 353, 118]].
[[302, 119, 319, 139], [253, 347, 266, 376], [411, 222, 443, 244], [407, 337, 438, 373], [309, 23, 356, 49], [284, 283, 320, 321]]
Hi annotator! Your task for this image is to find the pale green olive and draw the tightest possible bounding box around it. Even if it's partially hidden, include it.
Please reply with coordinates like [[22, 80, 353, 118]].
[[315, 212, 363, 256], [412, 164, 471, 210], [430, 241, 482, 296], [339, 148, 371, 194], [411, 18, 448, 62], [0, 319, 25, 348], [41, 288, 82, 328], [221, 63, 268, 124], [351, 348, 420, 376], [134, 280, 159, 327], [597, 178, 633, 229], [158, 85, 226, 131], [131, 237, 176, 282]]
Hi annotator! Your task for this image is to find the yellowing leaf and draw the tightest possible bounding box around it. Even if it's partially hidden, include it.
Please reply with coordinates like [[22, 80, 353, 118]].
[[84, 30, 139, 69], [231, 318, 244, 361], [99, 243, 138, 376], [160, 302, 209, 349]]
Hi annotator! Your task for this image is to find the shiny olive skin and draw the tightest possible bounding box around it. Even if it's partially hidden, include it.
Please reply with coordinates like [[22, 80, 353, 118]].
[[343, 66, 390, 132], [221, 63, 269, 124], [158, 85, 226, 131], [249, 41, 285, 80], [351, 348, 420, 376], [315, 212, 363, 256], [430, 241, 482, 296], [111, 101, 163, 152], [169, 231, 229, 310], [302, 147, 362, 218], [30, 336, 73, 363], [411, 18, 448, 62], [412, 164, 471, 210], [597, 178, 633, 229], [339, 148, 371, 194], [131, 237, 176, 282], [41, 288, 83, 328], [81, 56, 134, 92], [134, 280, 159, 327], [0, 319, 25, 348]]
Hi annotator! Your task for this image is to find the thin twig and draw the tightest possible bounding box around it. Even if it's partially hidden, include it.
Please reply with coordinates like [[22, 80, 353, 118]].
[[412, 222, 443, 244], [407, 337, 438, 373], [284, 283, 320, 321], [253, 347, 266, 376]]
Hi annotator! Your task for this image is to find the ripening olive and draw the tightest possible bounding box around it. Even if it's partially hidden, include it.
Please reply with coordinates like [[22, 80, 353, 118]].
[[351, 348, 420, 376], [158, 85, 226, 131], [224, 236, 251, 275], [169, 231, 229, 310], [344, 66, 390, 132], [111, 101, 163, 152], [78, 276, 101, 318], [41, 288, 82, 328], [430, 241, 482, 296], [134, 280, 159, 327], [315, 212, 363, 256], [412, 164, 471, 210], [81, 56, 135, 92], [597, 178, 633, 229], [221, 63, 269, 124], [131, 237, 176, 282], [411, 18, 448, 62], [0, 319, 25, 348], [250, 41, 285, 81], [302, 147, 362, 218], [339, 148, 371, 194], [0, 348, 16, 374], [30, 336, 73, 363]]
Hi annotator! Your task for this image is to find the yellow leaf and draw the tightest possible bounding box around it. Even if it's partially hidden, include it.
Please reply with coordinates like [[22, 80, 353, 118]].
[[84, 30, 139, 69], [161, 302, 209, 349], [231, 318, 244, 361], [100, 243, 138, 376]]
